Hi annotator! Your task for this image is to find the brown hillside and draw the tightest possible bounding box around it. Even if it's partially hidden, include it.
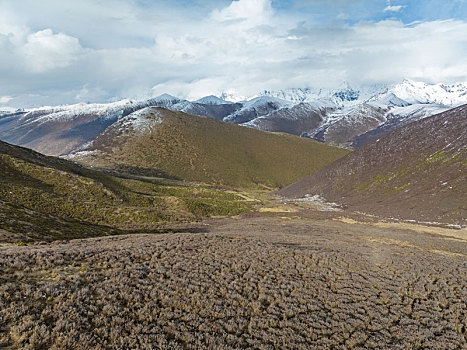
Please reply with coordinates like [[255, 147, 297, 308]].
[[279, 104, 467, 226]]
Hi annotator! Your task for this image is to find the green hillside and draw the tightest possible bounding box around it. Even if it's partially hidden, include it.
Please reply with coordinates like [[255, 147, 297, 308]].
[[0, 141, 251, 243], [71, 108, 350, 189]]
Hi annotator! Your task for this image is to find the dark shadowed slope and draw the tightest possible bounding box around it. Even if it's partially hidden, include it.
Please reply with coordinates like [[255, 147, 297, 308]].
[[0, 101, 139, 156], [243, 103, 327, 137], [68, 107, 350, 189], [280, 104, 467, 226]]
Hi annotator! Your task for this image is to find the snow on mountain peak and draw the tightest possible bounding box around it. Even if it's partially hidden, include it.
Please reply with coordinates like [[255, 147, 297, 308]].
[[222, 95, 294, 123], [258, 84, 385, 107], [256, 80, 467, 108], [390, 80, 467, 105], [219, 91, 248, 103], [195, 95, 233, 105], [260, 88, 314, 103], [22, 100, 133, 125], [152, 94, 181, 103], [369, 92, 411, 108], [118, 107, 163, 134]]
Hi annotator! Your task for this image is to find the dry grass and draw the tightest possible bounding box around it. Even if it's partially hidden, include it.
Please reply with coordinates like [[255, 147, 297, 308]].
[[0, 215, 465, 349]]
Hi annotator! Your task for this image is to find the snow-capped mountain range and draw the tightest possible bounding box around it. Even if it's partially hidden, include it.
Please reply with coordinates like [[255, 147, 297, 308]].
[[259, 80, 467, 106], [246, 79, 467, 147], [0, 79, 466, 156]]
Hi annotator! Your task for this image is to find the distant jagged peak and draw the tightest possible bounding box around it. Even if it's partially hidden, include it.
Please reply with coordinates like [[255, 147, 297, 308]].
[[390, 79, 467, 105], [6, 78, 467, 129], [260, 88, 314, 103], [257, 83, 386, 106], [218, 91, 248, 103], [368, 92, 411, 108], [151, 93, 182, 103], [254, 79, 467, 107], [222, 95, 294, 123], [242, 95, 293, 108], [332, 84, 359, 103], [195, 95, 234, 105], [335, 80, 358, 92]]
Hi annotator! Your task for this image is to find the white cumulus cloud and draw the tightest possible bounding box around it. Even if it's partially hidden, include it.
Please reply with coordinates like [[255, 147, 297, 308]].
[[21, 29, 83, 73], [384, 5, 407, 12], [0, 96, 13, 104], [211, 0, 273, 26]]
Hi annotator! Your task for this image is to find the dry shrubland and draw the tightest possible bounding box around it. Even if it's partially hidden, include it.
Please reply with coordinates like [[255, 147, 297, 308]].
[[1, 216, 465, 349]]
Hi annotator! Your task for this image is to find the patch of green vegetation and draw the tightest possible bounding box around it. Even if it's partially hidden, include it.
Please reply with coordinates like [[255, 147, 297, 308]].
[[353, 166, 412, 193], [371, 173, 393, 185], [394, 167, 410, 177], [387, 183, 411, 194], [413, 150, 467, 171], [417, 151, 455, 167], [424, 152, 447, 164], [443, 153, 459, 164], [355, 182, 369, 192], [347, 146, 466, 203], [442, 152, 463, 165]]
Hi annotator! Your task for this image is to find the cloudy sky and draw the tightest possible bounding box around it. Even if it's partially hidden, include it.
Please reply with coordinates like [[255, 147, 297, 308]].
[[0, 0, 466, 107]]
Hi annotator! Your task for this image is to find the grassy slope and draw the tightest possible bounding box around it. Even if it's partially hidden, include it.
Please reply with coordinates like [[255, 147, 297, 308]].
[[74, 108, 350, 189], [280, 105, 467, 226], [0, 141, 251, 242]]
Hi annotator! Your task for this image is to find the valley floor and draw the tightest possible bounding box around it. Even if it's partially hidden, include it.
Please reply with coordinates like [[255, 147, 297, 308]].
[[0, 210, 466, 349]]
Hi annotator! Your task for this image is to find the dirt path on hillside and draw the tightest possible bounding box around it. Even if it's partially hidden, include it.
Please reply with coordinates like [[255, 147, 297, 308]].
[[0, 214, 466, 349]]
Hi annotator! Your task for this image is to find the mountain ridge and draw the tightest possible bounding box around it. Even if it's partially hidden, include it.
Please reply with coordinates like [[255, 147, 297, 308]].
[[1, 79, 466, 156]]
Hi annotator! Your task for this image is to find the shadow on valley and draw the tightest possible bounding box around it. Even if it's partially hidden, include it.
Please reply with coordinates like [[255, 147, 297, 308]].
[[103, 164, 182, 181]]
